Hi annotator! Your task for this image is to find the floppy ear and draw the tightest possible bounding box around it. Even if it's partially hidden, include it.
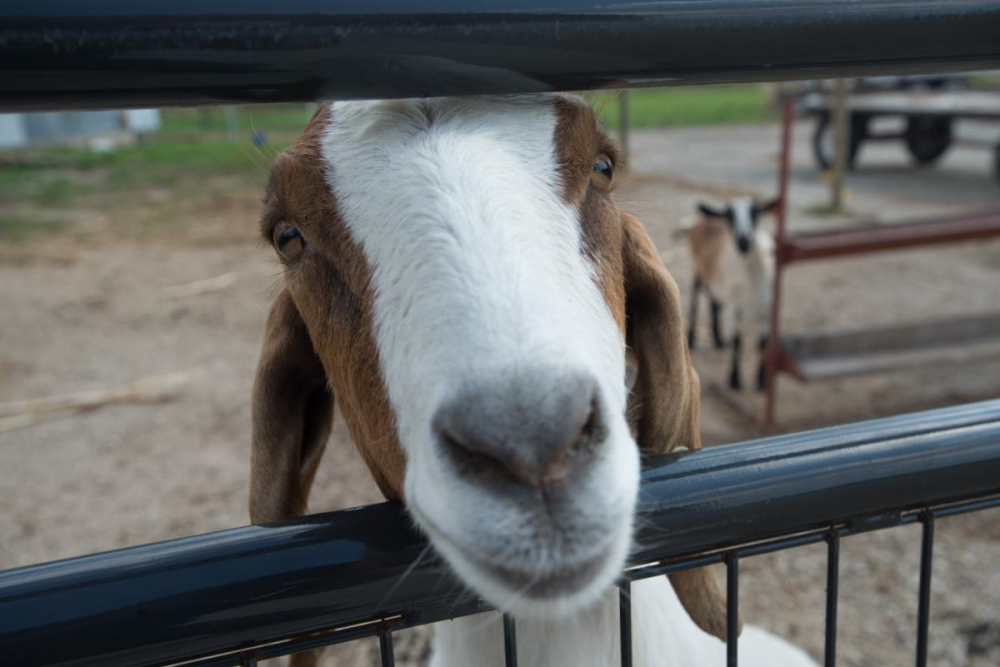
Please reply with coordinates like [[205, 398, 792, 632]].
[[622, 211, 700, 456], [621, 212, 740, 641], [249, 289, 335, 524], [756, 197, 781, 216], [697, 202, 727, 219]]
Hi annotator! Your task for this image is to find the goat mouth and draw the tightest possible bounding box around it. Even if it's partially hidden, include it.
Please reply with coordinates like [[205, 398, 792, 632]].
[[425, 516, 614, 597], [411, 504, 624, 605], [469, 548, 612, 599]]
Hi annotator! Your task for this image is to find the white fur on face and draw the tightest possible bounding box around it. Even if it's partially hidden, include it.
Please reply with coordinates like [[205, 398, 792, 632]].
[[731, 197, 755, 246], [323, 96, 638, 616]]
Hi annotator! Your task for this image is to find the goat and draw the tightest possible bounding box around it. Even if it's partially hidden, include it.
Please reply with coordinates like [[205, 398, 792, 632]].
[[684, 198, 778, 391], [249, 96, 816, 667]]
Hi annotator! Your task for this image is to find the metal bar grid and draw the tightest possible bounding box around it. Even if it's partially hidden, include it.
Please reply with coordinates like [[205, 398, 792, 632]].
[[3, 402, 1000, 666], [154, 492, 1000, 667]]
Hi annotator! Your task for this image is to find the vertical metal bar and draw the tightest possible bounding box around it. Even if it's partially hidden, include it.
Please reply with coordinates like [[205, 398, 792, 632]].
[[915, 513, 935, 667], [503, 613, 518, 667], [379, 629, 395, 667], [764, 98, 794, 429], [726, 553, 739, 667], [620, 582, 633, 667], [824, 533, 840, 667], [830, 78, 850, 208]]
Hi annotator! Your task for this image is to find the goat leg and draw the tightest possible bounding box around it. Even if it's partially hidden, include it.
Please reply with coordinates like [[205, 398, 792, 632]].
[[728, 332, 742, 391], [756, 334, 768, 392], [710, 298, 725, 349]]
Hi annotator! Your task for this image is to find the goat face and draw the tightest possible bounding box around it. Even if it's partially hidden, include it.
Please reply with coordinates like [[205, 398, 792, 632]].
[[698, 198, 778, 255], [253, 95, 721, 625]]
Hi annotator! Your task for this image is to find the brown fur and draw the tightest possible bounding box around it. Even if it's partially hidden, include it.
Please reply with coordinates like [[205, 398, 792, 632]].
[[553, 99, 736, 640], [685, 215, 729, 286], [251, 104, 405, 519], [251, 99, 735, 663]]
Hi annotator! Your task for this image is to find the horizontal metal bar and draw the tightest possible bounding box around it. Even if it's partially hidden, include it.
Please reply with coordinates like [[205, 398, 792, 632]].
[[2, 0, 1000, 111], [2, 400, 1000, 667], [779, 210, 1000, 264]]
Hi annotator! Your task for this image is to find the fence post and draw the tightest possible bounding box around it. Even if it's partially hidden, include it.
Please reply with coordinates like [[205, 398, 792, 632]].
[[618, 90, 630, 160]]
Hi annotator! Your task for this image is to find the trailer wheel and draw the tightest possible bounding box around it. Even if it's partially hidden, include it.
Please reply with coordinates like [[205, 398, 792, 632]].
[[905, 115, 952, 165], [812, 113, 866, 171]]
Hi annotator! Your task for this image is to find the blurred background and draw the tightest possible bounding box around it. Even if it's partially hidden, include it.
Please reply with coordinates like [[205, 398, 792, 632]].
[[2, 79, 999, 665]]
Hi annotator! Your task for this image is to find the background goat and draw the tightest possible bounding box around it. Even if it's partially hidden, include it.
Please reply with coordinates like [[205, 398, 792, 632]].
[[684, 197, 778, 391], [249, 96, 814, 667]]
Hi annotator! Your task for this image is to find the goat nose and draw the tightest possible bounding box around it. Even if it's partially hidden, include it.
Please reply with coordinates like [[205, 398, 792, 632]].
[[737, 237, 750, 253], [433, 373, 602, 488]]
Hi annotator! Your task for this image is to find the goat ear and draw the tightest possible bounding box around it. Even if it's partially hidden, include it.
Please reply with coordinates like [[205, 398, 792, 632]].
[[622, 211, 700, 456], [757, 197, 781, 216], [697, 202, 726, 219], [250, 289, 334, 524], [620, 212, 741, 641]]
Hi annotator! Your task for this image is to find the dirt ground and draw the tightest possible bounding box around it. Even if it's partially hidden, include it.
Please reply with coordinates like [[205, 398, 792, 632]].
[[1, 119, 999, 667]]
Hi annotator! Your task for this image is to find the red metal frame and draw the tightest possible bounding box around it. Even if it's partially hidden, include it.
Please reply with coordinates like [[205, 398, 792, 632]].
[[762, 101, 1000, 428]]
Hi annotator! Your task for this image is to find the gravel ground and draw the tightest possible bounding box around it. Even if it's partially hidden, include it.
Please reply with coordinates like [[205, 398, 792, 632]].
[[1, 120, 998, 666]]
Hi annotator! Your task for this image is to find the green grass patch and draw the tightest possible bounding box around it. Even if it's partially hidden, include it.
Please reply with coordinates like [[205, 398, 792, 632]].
[[0, 215, 69, 241], [592, 85, 777, 130], [0, 138, 284, 208], [159, 104, 316, 136], [803, 203, 854, 218], [0, 91, 777, 240], [968, 73, 1000, 91]]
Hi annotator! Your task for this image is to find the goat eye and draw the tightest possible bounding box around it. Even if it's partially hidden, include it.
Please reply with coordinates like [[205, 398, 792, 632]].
[[273, 222, 304, 258], [593, 158, 613, 180]]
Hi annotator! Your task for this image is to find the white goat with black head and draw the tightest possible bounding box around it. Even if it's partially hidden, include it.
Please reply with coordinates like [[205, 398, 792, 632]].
[[250, 96, 815, 667], [685, 197, 778, 391]]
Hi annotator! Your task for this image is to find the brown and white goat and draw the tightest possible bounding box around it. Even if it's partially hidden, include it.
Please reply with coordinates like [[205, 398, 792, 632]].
[[684, 198, 778, 391], [249, 96, 816, 667]]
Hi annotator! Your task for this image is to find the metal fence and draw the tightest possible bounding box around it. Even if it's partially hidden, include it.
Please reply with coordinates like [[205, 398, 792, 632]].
[[2, 401, 1000, 667], [2, 2, 1000, 667], [2, 1, 1000, 111]]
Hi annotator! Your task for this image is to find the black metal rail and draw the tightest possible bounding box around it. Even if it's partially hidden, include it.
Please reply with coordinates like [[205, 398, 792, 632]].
[[2, 400, 999, 667], [1, 0, 999, 111]]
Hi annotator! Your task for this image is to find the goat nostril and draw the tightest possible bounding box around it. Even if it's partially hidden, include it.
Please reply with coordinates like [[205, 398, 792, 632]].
[[434, 380, 603, 489]]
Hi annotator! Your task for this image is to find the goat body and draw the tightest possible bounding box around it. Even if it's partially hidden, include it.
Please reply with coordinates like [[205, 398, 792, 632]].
[[686, 198, 776, 390], [433, 578, 816, 667]]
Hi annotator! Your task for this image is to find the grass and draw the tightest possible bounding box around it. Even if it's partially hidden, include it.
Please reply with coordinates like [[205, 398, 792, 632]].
[[159, 104, 317, 136], [593, 85, 777, 130], [0, 216, 69, 241], [0, 90, 773, 240]]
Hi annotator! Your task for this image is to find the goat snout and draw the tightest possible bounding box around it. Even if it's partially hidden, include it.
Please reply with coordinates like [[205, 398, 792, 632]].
[[433, 373, 603, 490], [736, 236, 751, 254]]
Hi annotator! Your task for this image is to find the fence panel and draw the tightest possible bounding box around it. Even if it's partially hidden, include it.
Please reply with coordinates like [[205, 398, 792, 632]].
[[2, 401, 999, 667]]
